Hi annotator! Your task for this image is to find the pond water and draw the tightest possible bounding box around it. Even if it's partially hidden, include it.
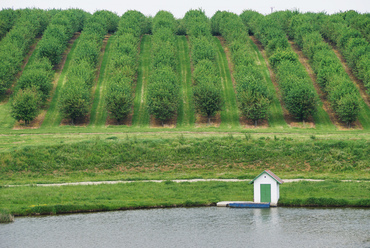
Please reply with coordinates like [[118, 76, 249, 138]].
[[1, 207, 369, 248]]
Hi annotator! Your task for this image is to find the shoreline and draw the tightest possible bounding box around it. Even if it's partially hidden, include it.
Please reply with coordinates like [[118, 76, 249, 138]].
[[2, 180, 369, 218], [11, 201, 370, 219]]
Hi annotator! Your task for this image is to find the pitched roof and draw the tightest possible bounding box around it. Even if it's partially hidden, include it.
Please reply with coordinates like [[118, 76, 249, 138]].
[[249, 170, 284, 184]]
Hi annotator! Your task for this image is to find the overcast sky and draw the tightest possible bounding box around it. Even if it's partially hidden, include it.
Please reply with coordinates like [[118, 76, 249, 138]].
[[1, 0, 369, 18]]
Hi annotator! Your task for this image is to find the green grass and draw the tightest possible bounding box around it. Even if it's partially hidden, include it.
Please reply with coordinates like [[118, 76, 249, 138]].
[[41, 35, 80, 128], [358, 102, 370, 130], [0, 101, 15, 129], [176, 36, 195, 127], [279, 180, 370, 207], [132, 35, 151, 127], [214, 37, 240, 128], [1, 180, 368, 216], [1, 134, 369, 185], [89, 35, 115, 127]]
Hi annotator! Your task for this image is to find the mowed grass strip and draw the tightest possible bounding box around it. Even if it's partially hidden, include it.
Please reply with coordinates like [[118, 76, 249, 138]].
[[132, 35, 151, 127], [214, 37, 240, 128], [89, 35, 115, 127], [41, 36, 80, 128], [248, 39, 287, 128], [1, 181, 369, 216], [176, 36, 195, 127]]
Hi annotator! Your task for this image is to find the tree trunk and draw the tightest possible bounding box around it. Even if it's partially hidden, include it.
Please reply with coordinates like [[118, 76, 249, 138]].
[[254, 119, 257, 127], [162, 120, 164, 127], [208, 116, 211, 125]]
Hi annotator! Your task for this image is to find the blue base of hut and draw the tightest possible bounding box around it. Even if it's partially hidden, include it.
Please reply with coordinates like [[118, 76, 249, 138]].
[[217, 201, 271, 208]]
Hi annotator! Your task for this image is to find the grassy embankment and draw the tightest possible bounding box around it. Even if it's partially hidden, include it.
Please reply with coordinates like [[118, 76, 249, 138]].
[[0, 180, 369, 217], [131, 35, 151, 127], [89, 35, 115, 127], [214, 37, 240, 128], [176, 36, 195, 127], [0, 134, 369, 185]]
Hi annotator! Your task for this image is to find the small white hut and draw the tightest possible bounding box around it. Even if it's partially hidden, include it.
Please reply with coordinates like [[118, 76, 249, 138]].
[[250, 170, 283, 206]]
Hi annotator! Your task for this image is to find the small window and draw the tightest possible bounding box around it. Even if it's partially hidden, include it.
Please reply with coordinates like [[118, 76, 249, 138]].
[[264, 176, 266, 178]]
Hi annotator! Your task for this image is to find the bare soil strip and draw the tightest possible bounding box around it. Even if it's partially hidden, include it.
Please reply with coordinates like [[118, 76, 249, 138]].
[[288, 40, 342, 128], [250, 36, 302, 127]]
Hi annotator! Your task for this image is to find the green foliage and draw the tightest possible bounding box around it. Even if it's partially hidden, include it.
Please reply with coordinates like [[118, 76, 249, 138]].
[[59, 81, 90, 124], [184, 9, 225, 123], [288, 13, 363, 125], [212, 11, 272, 124], [147, 80, 178, 124], [0, 9, 19, 40], [16, 68, 53, 103], [60, 10, 115, 123], [319, 13, 370, 94], [104, 10, 146, 124], [191, 37, 216, 64], [106, 80, 134, 122], [0, 9, 49, 95], [146, 11, 179, 124], [118, 10, 147, 37], [11, 87, 40, 125], [193, 82, 224, 122], [241, 11, 319, 122]]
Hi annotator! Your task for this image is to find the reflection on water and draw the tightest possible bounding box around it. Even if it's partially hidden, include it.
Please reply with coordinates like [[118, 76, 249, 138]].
[[1, 207, 369, 248]]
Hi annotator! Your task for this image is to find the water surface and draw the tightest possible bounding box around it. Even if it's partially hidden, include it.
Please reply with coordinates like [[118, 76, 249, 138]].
[[1, 207, 369, 248]]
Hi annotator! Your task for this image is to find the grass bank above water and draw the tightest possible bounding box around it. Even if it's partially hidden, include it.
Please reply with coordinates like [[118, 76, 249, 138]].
[[1, 134, 369, 185], [1, 181, 369, 217]]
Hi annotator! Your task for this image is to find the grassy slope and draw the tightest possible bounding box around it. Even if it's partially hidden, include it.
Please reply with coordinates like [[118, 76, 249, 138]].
[[1, 134, 369, 185], [176, 36, 195, 127], [214, 37, 240, 128], [41, 36, 80, 128], [89, 35, 114, 127], [132, 35, 151, 127], [1, 181, 368, 216]]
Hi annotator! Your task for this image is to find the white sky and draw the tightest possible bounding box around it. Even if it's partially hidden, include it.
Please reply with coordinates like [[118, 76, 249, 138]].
[[1, 0, 369, 18]]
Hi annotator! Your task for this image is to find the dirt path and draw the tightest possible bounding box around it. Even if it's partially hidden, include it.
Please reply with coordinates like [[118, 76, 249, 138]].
[[6, 178, 367, 187]]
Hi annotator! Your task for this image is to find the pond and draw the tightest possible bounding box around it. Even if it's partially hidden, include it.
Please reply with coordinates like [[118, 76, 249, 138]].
[[1, 207, 369, 248]]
